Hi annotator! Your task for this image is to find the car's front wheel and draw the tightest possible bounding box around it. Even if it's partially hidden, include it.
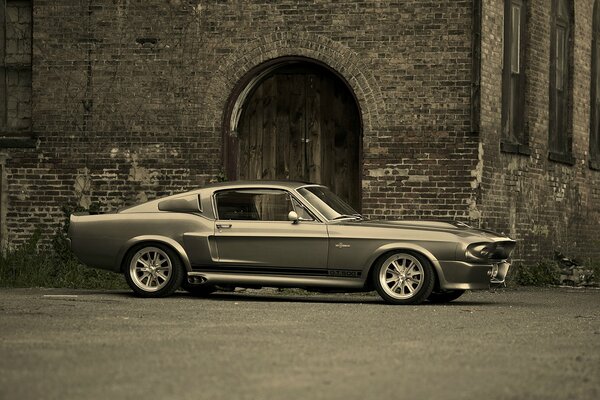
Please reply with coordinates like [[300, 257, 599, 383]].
[[124, 244, 183, 297], [373, 252, 435, 305]]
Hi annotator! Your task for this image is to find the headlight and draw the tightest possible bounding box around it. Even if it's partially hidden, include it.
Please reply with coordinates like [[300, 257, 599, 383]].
[[466, 241, 514, 260], [467, 243, 495, 259]]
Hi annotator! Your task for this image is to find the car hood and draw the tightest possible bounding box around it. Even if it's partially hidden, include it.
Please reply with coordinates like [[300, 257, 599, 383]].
[[343, 219, 512, 241]]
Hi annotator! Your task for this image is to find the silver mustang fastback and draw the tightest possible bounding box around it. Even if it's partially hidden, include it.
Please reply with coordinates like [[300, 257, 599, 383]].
[[69, 181, 515, 305]]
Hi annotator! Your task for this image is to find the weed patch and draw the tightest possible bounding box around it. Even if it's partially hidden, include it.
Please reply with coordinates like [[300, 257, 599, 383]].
[[513, 260, 561, 286], [0, 205, 126, 290]]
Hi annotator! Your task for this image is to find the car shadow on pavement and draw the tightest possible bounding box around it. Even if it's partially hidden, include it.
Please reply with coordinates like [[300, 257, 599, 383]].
[[171, 291, 501, 306]]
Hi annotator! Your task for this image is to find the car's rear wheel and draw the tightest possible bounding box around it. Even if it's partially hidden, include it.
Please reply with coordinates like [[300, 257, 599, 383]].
[[427, 289, 465, 303], [373, 252, 435, 305], [124, 244, 183, 297]]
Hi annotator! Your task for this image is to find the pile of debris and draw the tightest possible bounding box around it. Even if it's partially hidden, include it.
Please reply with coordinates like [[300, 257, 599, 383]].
[[554, 251, 598, 287]]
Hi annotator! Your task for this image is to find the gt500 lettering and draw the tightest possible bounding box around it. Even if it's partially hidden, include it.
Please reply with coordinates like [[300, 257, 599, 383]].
[[328, 270, 361, 278]]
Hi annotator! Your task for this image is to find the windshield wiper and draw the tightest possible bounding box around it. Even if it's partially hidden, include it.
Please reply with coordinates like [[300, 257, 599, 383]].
[[332, 214, 363, 221]]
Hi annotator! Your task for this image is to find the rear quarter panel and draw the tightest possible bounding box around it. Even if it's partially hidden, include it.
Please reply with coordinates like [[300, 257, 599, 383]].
[[69, 212, 213, 272]]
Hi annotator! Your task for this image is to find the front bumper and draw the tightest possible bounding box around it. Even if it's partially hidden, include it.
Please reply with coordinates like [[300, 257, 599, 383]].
[[436, 260, 511, 290]]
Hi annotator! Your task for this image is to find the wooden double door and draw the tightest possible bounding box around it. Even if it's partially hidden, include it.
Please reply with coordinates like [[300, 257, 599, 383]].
[[234, 66, 361, 210]]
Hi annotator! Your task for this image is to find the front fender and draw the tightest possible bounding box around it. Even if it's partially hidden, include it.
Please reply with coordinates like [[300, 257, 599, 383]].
[[361, 242, 450, 287], [116, 235, 193, 272]]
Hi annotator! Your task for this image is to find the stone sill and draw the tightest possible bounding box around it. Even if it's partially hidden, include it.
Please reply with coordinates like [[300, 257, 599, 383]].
[[0, 136, 37, 149], [548, 151, 575, 166], [500, 141, 531, 156]]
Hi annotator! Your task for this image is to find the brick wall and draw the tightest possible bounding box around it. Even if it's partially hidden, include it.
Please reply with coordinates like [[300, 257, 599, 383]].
[[480, 0, 600, 262], [3, 0, 597, 264], [2, 0, 478, 246]]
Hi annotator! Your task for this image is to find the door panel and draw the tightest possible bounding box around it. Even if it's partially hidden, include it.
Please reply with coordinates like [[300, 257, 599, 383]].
[[213, 221, 329, 271]]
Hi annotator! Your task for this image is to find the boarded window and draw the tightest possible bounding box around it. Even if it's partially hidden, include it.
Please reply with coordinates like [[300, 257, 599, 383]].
[[548, 0, 573, 164], [510, 4, 521, 74], [0, 0, 32, 136], [556, 26, 566, 91], [501, 0, 528, 152], [591, 0, 600, 169]]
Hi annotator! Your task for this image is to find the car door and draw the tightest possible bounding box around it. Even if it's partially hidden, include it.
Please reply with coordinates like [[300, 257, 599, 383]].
[[212, 188, 329, 274]]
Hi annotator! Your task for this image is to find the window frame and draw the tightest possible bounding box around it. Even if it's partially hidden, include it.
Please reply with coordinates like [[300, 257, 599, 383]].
[[501, 0, 530, 155], [590, 0, 600, 170], [548, 0, 575, 165], [0, 0, 34, 147]]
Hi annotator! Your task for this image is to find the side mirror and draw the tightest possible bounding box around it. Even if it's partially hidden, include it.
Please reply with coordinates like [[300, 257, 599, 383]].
[[287, 211, 299, 224]]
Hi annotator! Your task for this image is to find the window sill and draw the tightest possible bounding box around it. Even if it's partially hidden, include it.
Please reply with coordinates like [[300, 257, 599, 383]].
[[548, 151, 575, 165], [500, 141, 531, 156], [0, 136, 37, 149], [590, 159, 600, 171]]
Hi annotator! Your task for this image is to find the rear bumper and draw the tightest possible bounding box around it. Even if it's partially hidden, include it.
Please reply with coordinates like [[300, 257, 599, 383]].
[[437, 260, 511, 290]]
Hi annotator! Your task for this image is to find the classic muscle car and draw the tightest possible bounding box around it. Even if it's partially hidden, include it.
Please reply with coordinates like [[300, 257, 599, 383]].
[[69, 181, 515, 304]]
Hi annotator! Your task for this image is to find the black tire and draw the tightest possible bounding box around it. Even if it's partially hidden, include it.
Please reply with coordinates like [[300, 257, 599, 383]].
[[372, 252, 435, 305], [427, 289, 465, 303], [181, 280, 216, 297], [124, 244, 184, 298]]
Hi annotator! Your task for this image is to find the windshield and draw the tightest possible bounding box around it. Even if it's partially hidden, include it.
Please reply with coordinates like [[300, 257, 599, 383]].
[[297, 186, 360, 220]]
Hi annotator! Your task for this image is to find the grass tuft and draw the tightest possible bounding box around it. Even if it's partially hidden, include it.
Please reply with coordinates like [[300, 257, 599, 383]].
[[0, 205, 126, 290]]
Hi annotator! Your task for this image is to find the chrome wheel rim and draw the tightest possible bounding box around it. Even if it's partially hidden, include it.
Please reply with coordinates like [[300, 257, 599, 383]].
[[129, 247, 172, 292], [379, 254, 424, 299]]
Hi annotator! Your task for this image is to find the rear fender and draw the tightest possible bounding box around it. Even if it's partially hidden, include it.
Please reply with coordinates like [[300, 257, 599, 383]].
[[116, 235, 192, 272]]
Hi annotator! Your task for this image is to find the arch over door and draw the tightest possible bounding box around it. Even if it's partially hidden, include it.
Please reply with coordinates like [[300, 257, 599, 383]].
[[233, 63, 361, 210]]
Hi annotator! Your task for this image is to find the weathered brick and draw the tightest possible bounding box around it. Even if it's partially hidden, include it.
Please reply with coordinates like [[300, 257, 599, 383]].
[[0, 0, 597, 264]]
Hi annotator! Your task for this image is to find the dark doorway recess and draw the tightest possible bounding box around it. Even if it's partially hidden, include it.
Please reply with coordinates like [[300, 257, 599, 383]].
[[224, 59, 362, 210]]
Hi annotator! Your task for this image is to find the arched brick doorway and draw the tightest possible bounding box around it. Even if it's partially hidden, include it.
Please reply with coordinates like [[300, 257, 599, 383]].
[[224, 57, 362, 210]]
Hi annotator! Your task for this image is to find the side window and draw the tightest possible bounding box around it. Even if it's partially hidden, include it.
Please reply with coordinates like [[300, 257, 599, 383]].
[[291, 197, 315, 221], [216, 189, 294, 221]]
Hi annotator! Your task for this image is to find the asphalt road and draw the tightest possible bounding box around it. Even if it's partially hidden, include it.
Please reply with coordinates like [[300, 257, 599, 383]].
[[0, 287, 599, 400]]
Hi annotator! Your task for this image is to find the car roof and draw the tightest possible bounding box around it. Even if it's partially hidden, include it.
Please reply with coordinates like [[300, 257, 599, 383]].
[[119, 180, 325, 216], [202, 180, 321, 191]]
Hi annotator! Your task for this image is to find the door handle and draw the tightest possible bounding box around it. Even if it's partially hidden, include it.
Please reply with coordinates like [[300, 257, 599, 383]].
[[216, 224, 232, 230]]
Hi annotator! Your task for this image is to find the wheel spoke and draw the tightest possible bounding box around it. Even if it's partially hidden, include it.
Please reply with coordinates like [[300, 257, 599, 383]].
[[407, 265, 420, 276], [156, 271, 168, 282], [158, 258, 169, 266]]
